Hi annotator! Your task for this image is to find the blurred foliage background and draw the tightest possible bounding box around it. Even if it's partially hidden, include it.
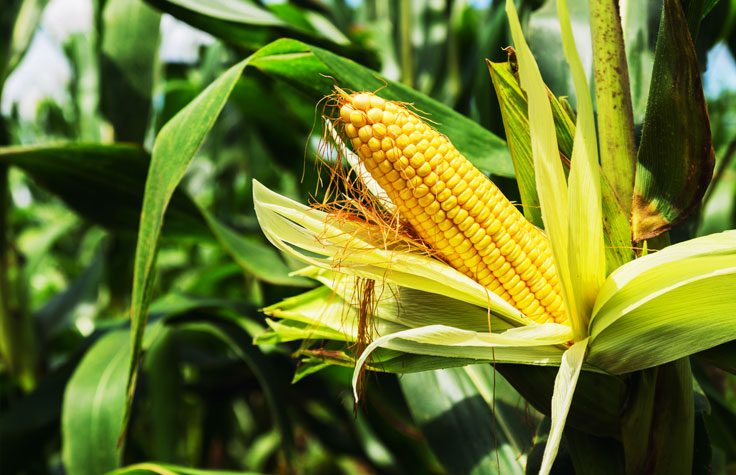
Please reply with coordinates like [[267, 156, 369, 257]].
[[0, 0, 735, 474]]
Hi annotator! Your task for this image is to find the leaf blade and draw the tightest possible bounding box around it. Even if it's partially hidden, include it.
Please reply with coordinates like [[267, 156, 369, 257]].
[[557, 0, 605, 326], [62, 331, 130, 475], [125, 56, 251, 441], [505, 0, 580, 338], [632, 0, 715, 241], [539, 338, 588, 475]]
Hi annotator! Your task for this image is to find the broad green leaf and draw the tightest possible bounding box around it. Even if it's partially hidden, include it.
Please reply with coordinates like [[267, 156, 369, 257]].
[[506, 0, 579, 339], [62, 330, 131, 475], [589, 264, 736, 374], [400, 366, 534, 474], [199, 205, 313, 287], [588, 231, 736, 374], [249, 38, 514, 178], [0, 144, 209, 239], [557, 0, 605, 327], [101, 0, 160, 142], [632, 0, 715, 241], [589, 0, 637, 216], [126, 56, 251, 441], [539, 338, 588, 475], [591, 230, 736, 332]]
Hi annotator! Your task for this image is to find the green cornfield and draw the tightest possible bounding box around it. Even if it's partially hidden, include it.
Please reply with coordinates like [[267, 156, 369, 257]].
[[1, 1, 735, 474]]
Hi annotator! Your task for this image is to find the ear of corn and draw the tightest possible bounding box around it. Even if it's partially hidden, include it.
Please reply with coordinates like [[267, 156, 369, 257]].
[[336, 90, 567, 325]]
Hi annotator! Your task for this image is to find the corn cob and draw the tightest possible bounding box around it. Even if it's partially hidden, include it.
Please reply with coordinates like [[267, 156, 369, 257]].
[[335, 90, 566, 325]]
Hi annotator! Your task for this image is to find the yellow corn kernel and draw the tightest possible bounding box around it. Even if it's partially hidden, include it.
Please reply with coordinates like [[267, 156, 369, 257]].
[[336, 90, 567, 325]]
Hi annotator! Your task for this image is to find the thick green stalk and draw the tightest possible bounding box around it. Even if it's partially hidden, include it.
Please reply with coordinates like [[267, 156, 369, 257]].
[[588, 0, 637, 218]]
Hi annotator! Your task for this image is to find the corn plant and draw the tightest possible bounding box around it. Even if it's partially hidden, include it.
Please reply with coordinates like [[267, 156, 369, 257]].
[[1, 0, 735, 474]]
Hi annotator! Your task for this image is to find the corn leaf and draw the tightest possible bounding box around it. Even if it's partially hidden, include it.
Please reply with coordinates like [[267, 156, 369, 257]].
[[400, 366, 534, 474], [632, 0, 715, 241], [591, 230, 736, 329], [292, 343, 483, 377], [539, 338, 588, 475], [353, 324, 570, 401], [249, 38, 514, 178], [588, 263, 736, 374], [100, 0, 160, 143], [557, 0, 605, 330], [126, 56, 251, 442], [0, 144, 208, 239], [505, 0, 580, 339], [588, 232, 736, 374], [62, 331, 130, 475]]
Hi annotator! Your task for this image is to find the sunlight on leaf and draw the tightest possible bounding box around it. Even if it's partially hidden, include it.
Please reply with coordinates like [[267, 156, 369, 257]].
[[505, 0, 580, 339], [539, 338, 588, 475], [557, 0, 605, 327]]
